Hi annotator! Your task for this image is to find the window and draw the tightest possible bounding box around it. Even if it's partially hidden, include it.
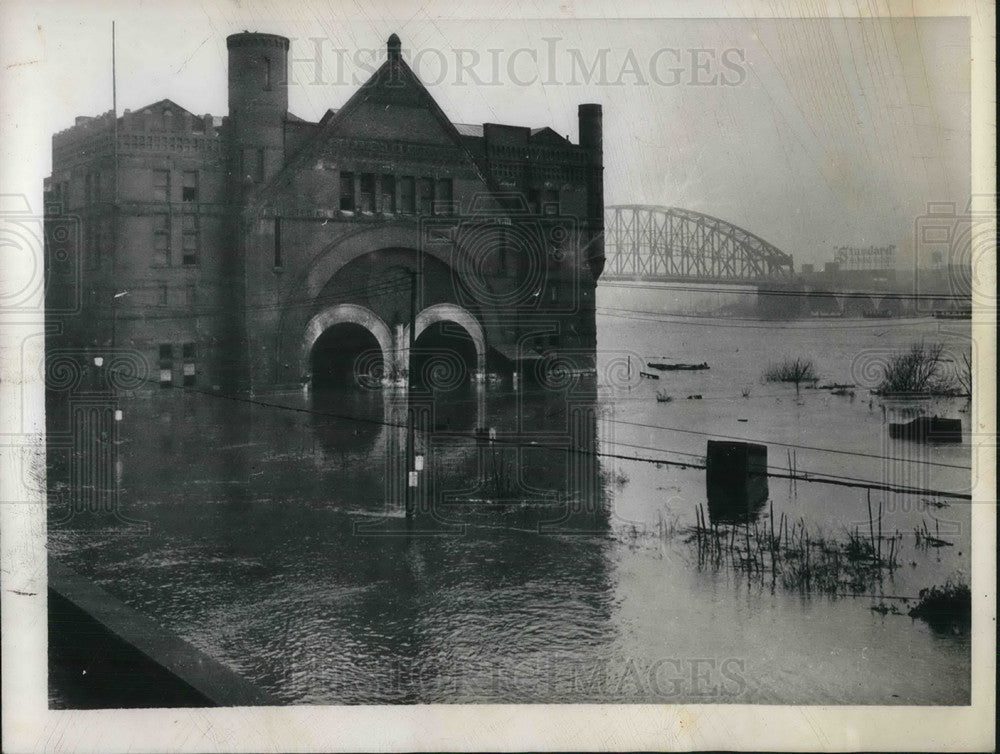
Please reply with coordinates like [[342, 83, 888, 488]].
[[380, 174, 396, 213], [92, 222, 102, 268], [181, 215, 198, 266], [264, 57, 272, 90], [182, 171, 198, 202], [418, 177, 434, 215], [399, 176, 415, 214], [434, 178, 453, 215], [153, 170, 170, 201], [359, 174, 375, 213], [153, 213, 170, 266], [273, 217, 282, 268], [84, 175, 93, 204], [158, 285, 168, 305], [542, 188, 559, 215], [497, 227, 507, 275], [159, 343, 173, 387], [94, 173, 102, 203], [182, 343, 197, 386], [528, 188, 540, 213], [84, 223, 97, 270], [339, 171, 355, 211]]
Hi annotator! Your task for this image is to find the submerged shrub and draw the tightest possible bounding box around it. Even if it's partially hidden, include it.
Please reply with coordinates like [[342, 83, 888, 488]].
[[762, 357, 817, 393], [908, 580, 971, 633], [876, 341, 954, 394]]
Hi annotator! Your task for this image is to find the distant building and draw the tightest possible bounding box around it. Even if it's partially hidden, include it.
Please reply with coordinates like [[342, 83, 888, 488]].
[[46, 32, 604, 392]]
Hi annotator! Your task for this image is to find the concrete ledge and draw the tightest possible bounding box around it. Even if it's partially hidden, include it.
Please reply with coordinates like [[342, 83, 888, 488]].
[[49, 558, 278, 708]]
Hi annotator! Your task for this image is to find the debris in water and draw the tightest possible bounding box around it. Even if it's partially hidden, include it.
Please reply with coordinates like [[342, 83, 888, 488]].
[[647, 362, 709, 371]]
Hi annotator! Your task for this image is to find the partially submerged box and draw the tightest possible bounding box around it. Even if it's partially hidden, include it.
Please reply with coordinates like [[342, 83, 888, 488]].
[[888, 417, 962, 444], [706, 440, 768, 523]]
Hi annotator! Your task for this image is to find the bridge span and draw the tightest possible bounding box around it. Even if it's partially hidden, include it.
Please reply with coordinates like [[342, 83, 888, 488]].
[[600, 205, 972, 318]]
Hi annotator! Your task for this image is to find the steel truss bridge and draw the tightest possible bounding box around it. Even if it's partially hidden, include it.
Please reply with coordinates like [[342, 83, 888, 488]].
[[602, 205, 795, 282]]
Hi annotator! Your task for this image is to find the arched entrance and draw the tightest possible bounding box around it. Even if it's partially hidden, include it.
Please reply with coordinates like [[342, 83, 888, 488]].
[[402, 303, 486, 390], [302, 304, 393, 389], [876, 297, 903, 318], [805, 291, 840, 315], [842, 295, 876, 318]]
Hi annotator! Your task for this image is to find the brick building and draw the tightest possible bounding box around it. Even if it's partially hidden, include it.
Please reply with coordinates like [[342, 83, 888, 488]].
[[45, 32, 604, 393]]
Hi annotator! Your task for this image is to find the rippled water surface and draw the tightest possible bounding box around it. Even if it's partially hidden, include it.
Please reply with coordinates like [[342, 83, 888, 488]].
[[49, 308, 973, 704]]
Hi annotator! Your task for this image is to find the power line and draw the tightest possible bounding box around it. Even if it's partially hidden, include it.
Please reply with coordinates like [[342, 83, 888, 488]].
[[596, 307, 965, 331], [608, 417, 971, 471], [93, 365, 973, 501], [598, 279, 971, 301]]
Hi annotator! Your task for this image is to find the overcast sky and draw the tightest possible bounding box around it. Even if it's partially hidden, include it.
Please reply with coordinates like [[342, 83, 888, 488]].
[[8, 2, 972, 268]]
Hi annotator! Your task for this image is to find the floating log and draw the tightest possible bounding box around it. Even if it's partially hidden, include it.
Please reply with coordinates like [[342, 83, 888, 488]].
[[647, 362, 710, 371], [639, 371, 659, 380]]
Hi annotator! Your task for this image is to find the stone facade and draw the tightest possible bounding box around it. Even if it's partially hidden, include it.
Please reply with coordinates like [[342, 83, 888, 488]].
[[46, 32, 604, 392]]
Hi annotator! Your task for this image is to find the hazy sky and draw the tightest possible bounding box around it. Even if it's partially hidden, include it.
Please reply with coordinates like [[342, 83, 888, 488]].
[[9, 2, 972, 268]]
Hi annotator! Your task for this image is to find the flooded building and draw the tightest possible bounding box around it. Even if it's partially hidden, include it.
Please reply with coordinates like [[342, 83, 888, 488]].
[[45, 32, 605, 392]]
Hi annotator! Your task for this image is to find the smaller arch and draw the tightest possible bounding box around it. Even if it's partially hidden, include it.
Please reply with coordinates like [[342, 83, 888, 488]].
[[401, 303, 486, 382], [301, 304, 394, 386], [875, 297, 903, 317], [842, 294, 876, 318]]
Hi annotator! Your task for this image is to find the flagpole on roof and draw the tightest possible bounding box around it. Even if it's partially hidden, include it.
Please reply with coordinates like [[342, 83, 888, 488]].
[[112, 20, 118, 205]]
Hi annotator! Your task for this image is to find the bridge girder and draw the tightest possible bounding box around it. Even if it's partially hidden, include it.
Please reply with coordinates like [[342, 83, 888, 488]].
[[602, 204, 794, 282]]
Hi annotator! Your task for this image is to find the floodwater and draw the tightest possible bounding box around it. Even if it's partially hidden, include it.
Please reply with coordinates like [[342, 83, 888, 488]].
[[48, 305, 973, 705]]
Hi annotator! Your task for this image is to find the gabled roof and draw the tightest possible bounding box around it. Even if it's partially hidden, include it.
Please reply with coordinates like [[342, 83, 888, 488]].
[[133, 98, 201, 119], [529, 126, 570, 145], [257, 35, 498, 199], [314, 43, 470, 149], [454, 122, 484, 137]]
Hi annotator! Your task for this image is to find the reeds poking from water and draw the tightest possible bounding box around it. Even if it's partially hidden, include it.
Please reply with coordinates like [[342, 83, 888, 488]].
[[913, 517, 954, 549], [689, 503, 905, 596]]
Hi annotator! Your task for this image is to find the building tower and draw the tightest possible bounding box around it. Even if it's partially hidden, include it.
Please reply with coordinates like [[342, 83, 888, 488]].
[[578, 103, 604, 280], [226, 32, 290, 187]]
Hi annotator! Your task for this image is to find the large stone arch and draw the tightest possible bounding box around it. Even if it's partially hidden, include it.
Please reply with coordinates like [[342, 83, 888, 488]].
[[401, 303, 487, 381], [301, 303, 394, 385], [275, 223, 504, 385]]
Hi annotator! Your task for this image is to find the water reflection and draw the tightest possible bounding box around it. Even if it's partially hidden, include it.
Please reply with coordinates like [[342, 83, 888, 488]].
[[303, 376, 610, 535], [50, 373, 619, 703], [309, 387, 387, 457]]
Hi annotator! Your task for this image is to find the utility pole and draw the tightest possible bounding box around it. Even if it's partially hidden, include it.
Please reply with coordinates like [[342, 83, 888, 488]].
[[405, 268, 419, 519]]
